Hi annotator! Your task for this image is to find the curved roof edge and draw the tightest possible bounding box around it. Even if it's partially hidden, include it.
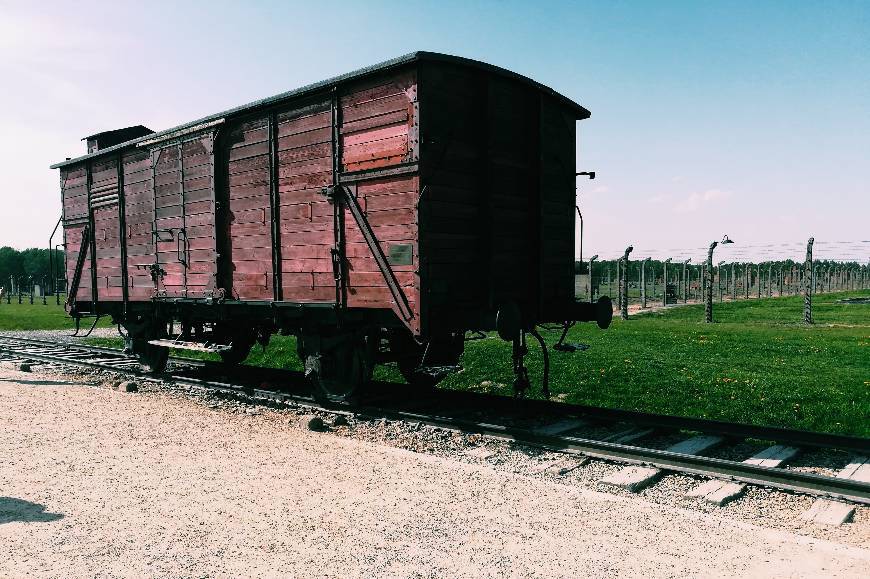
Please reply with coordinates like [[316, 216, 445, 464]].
[[51, 51, 589, 169]]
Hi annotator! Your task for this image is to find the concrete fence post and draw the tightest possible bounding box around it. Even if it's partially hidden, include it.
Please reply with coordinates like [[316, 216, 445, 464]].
[[767, 264, 773, 297], [804, 237, 814, 324], [756, 264, 762, 299], [620, 245, 633, 320], [616, 259, 621, 305], [641, 258, 650, 309], [682, 259, 690, 303], [663, 258, 672, 307], [589, 255, 597, 303], [743, 263, 752, 300], [731, 263, 736, 301], [704, 241, 717, 323]]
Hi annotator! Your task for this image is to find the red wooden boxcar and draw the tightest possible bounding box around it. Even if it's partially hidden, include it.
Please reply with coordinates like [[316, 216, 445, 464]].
[[52, 52, 610, 401]]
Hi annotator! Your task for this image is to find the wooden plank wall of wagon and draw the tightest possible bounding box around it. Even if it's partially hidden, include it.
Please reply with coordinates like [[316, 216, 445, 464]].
[[276, 99, 334, 302], [61, 166, 91, 301], [538, 97, 577, 317], [226, 117, 274, 300], [90, 157, 123, 301], [340, 72, 421, 330], [180, 136, 217, 297], [62, 220, 91, 302], [485, 76, 536, 309], [149, 134, 218, 299], [61, 166, 88, 221], [152, 144, 187, 297], [417, 65, 489, 330], [419, 65, 544, 332], [340, 70, 417, 172], [344, 175, 420, 333], [122, 149, 156, 300]]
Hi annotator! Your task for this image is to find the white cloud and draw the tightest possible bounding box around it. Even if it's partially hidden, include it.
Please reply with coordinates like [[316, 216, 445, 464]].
[[582, 185, 609, 196], [673, 188, 731, 214]]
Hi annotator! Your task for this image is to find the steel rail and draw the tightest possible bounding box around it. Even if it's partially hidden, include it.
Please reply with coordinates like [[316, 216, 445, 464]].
[[458, 391, 870, 454], [0, 335, 207, 368], [364, 407, 870, 505], [0, 334, 867, 505]]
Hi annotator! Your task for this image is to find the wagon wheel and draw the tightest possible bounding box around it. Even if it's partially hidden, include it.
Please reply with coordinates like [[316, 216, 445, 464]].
[[131, 336, 169, 374], [300, 333, 373, 405], [123, 319, 169, 374], [218, 331, 257, 366], [391, 331, 464, 391]]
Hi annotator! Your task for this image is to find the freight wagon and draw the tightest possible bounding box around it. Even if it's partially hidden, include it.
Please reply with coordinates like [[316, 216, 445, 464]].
[[52, 52, 611, 403]]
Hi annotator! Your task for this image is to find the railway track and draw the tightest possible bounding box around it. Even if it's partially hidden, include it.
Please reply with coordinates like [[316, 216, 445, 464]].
[[1, 333, 868, 516]]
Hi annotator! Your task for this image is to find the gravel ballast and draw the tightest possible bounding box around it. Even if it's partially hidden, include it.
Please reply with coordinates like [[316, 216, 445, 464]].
[[1, 366, 869, 577]]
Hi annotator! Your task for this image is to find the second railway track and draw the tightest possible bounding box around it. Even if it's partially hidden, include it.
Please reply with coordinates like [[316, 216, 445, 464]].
[[1, 333, 867, 511]]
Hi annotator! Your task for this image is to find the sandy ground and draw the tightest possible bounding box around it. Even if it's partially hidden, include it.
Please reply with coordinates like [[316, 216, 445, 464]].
[[1, 367, 869, 578]]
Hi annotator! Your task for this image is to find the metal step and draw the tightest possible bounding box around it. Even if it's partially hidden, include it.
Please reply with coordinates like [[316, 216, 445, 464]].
[[147, 339, 232, 353]]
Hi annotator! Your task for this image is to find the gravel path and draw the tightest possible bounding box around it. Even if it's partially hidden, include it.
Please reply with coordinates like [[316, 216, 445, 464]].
[[0, 327, 119, 343], [1, 366, 869, 578]]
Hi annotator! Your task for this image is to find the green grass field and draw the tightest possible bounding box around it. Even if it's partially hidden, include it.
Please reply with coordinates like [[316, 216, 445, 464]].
[[446, 291, 869, 437], [0, 299, 101, 330], [3, 291, 867, 436]]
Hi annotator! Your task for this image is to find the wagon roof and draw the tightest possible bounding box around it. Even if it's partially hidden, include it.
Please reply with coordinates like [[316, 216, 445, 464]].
[[51, 51, 590, 169]]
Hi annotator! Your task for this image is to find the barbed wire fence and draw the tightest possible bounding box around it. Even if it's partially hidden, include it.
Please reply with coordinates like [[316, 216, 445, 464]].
[[575, 239, 870, 323]]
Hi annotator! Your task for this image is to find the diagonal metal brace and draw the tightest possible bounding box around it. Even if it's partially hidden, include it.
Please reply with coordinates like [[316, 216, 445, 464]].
[[330, 185, 413, 322], [66, 223, 91, 310]]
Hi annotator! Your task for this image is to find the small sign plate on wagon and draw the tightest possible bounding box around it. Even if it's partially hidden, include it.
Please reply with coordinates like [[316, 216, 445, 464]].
[[388, 243, 413, 266]]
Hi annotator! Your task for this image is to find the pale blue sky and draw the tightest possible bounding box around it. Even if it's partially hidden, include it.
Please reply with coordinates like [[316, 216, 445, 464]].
[[1, 0, 867, 262]]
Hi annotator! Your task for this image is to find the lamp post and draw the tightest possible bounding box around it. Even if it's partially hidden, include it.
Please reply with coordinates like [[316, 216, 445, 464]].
[[706, 235, 734, 323]]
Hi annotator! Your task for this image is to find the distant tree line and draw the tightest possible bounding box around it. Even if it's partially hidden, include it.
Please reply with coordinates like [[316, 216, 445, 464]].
[[0, 247, 65, 292]]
